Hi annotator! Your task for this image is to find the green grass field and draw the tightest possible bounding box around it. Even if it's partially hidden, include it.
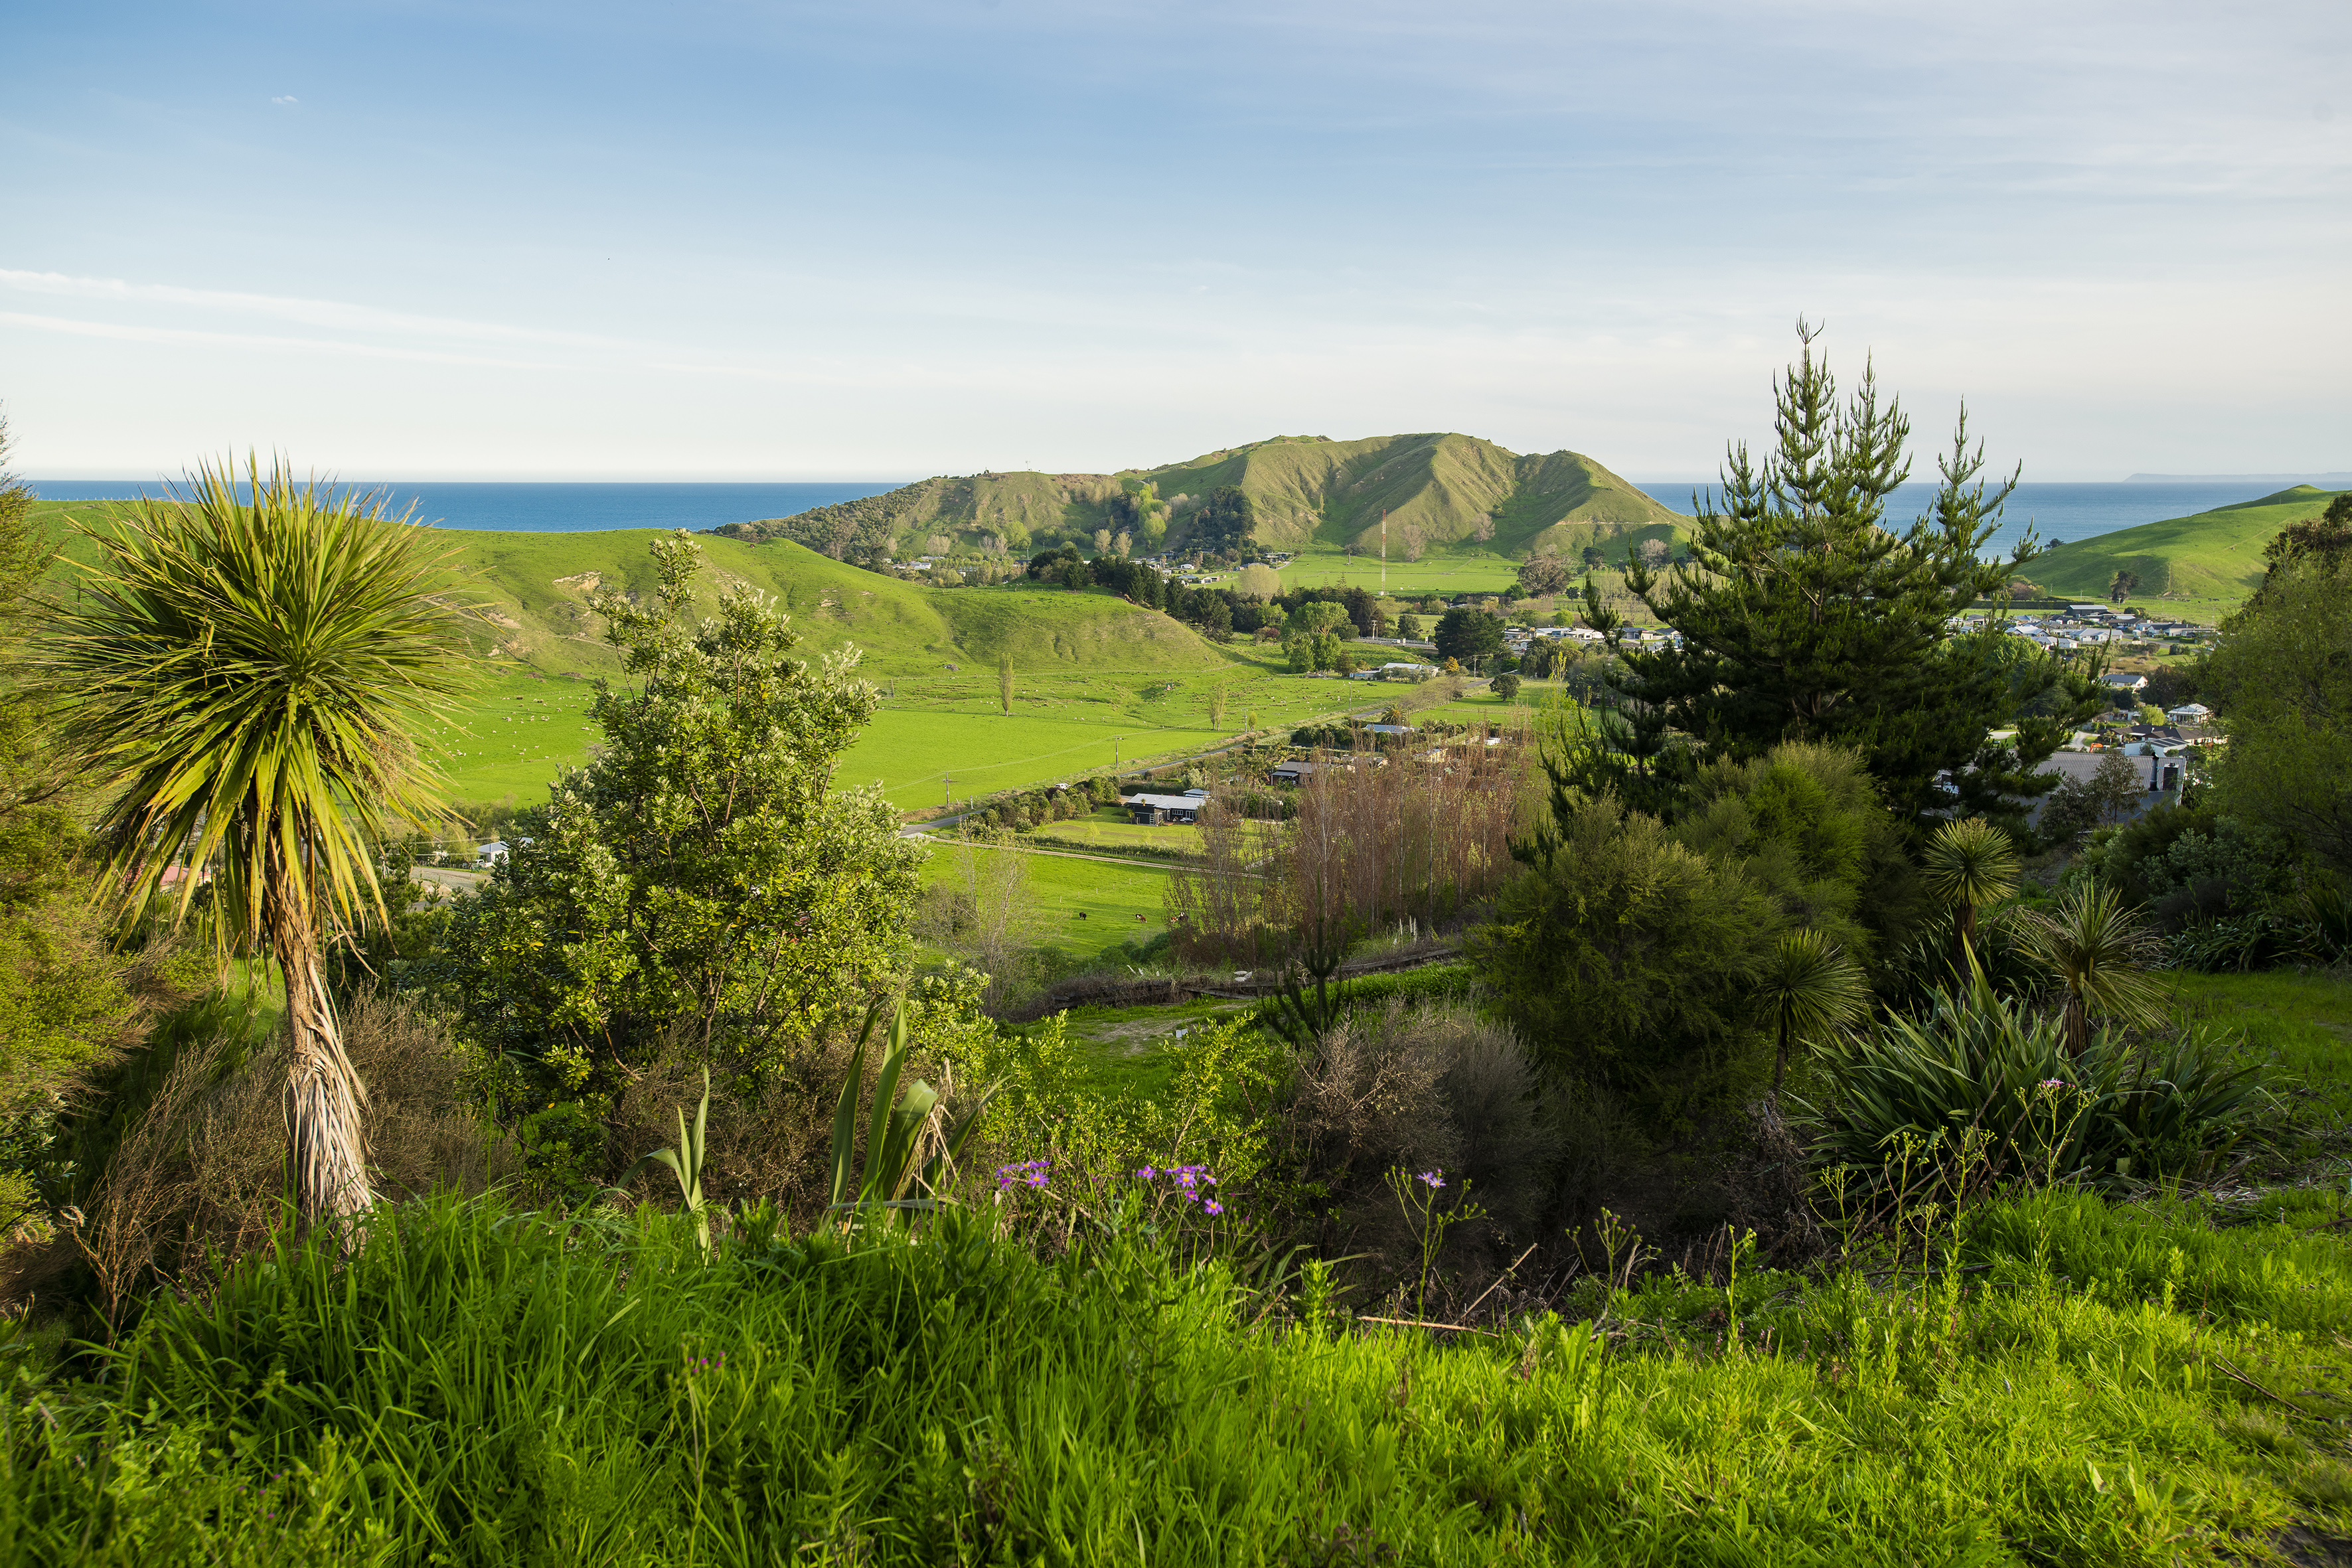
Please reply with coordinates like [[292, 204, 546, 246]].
[[427, 657, 1395, 807], [2027, 484, 2347, 615], [915, 834, 1178, 959]]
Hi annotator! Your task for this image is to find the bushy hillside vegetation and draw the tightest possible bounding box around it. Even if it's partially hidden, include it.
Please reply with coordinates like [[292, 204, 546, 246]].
[[717, 431, 1685, 562], [2028, 485, 2348, 605]]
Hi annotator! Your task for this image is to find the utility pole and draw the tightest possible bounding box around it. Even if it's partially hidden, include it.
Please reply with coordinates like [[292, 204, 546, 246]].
[[1381, 508, 1387, 596], [943, 775, 952, 809]]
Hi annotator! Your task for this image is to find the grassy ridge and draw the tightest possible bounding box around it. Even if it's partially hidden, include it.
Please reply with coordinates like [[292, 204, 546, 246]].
[[1138, 431, 1685, 555], [2026, 484, 2347, 614], [724, 432, 1686, 561]]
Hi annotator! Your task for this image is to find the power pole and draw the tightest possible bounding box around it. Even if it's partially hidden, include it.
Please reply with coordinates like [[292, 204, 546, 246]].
[[943, 775, 952, 809], [1381, 509, 1387, 596]]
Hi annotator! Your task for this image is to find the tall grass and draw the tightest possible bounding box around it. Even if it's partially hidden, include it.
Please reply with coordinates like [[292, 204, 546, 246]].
[[5, 1189, 2349, 1565]]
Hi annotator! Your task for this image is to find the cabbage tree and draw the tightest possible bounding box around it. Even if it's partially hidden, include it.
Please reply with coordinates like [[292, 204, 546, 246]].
[[42, 457, 470, 1225]]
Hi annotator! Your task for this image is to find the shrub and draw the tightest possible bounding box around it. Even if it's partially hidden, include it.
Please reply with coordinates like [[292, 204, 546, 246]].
[[1669, 744, 1926, 975], [1280, 1000, 1561, 1284], [4, 991, 507, 1330], [1796, 982, 2268, 1202], [1473, 795, 1778, 1129]]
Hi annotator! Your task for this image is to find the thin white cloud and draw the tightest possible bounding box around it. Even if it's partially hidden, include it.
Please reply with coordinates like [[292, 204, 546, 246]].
[[271, 95, 298, 106], [0, 269, 623, 351], [0, 312, 559, 372]]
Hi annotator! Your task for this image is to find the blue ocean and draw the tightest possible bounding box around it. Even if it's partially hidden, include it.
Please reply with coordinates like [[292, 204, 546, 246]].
[[1630, 480, 2306, 559], [24, 477, 2315, 556], [23, 481, 905, 534]]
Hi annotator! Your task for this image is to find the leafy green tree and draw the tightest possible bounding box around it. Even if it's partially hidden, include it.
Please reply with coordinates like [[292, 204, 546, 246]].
[[2107, 569, 2141, 603], [1615, 323, 2086, 823], [2205, 522, 2352, 872], [1235, 563, 1282, 599], [997, 649, 1014, 716], [42, 457, 470, 1223], [1432, 607, 1502, 666], [1286, 601, 1350, 639], [1491, 672, 1522, 702], [438, 536, 923, 1097], [1188, 486, 1257, 555], [1517, 553, 1572, 597], [2246, 492, 2352, 607]]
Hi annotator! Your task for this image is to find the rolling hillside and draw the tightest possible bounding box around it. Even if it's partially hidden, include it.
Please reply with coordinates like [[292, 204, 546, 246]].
[[719, 431, 1685, 562], [29, 501, 1231, 682], [2026, 484, 2348, 607]]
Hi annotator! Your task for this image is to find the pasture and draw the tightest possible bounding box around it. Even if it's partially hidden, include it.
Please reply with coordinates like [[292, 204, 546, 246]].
[[431, 648, 1399, 809], [1273, 545, 1526, 595], [913, 832, 1178, 959]]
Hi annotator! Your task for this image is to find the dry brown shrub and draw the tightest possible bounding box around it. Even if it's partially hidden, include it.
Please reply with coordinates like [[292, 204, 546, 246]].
[[1283, 1000, 1562, 1293], [607, 1037, 852, 1223], [1, 989, 510, 1329]]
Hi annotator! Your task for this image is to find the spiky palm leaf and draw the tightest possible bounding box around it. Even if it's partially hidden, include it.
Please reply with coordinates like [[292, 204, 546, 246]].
[[1758, 928, 1869, 1101], [1922, 817, 2019, 971], [2016, 878, 2169, 1056], [41, 455, 471, 1224]]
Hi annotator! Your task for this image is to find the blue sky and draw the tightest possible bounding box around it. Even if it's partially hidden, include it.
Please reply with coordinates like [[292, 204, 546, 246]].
[[3, 1, 2346, 480]]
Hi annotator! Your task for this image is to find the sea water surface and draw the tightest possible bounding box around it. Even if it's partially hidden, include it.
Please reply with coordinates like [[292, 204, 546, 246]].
[[1632, 479, 2300, 557], [26, 477, 2308, 554], [25, 481, 905, 534]]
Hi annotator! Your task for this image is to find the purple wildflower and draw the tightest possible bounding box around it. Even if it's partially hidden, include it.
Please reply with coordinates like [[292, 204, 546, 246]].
[[1418, 1170, 1445, 1189], [996, 1158, 1052, 1193], [1204, 1200, 1224, 1217]]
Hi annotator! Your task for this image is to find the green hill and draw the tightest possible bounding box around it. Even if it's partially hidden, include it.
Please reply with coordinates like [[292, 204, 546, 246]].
[[719, 432, 1684, 562], [2025, 485, 2349, 609], [29, 501, 1230, 682]]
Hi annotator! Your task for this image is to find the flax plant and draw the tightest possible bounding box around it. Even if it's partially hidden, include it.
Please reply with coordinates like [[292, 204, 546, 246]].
[[40, 455, 471, 1227]]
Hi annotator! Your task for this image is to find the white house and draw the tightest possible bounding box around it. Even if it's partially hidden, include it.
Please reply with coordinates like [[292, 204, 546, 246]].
[[2100, 672, 2149, 696], [2167, 702, 2213, 722]]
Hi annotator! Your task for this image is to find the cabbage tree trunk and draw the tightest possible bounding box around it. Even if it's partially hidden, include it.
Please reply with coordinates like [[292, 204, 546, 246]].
[[267, 897, 374, 1225]]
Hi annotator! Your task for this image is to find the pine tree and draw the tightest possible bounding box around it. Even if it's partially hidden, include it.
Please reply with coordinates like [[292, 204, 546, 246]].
[[1615, 321, 2095, 824]]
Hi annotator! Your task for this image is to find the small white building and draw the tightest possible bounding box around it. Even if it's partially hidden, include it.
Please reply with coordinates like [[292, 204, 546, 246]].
[[476, 840, 509, 866]]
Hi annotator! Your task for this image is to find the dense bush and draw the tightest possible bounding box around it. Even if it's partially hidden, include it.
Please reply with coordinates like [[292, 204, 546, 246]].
[[1669, 744, 1928, 975], [1474, 794, 1778, 1127]]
